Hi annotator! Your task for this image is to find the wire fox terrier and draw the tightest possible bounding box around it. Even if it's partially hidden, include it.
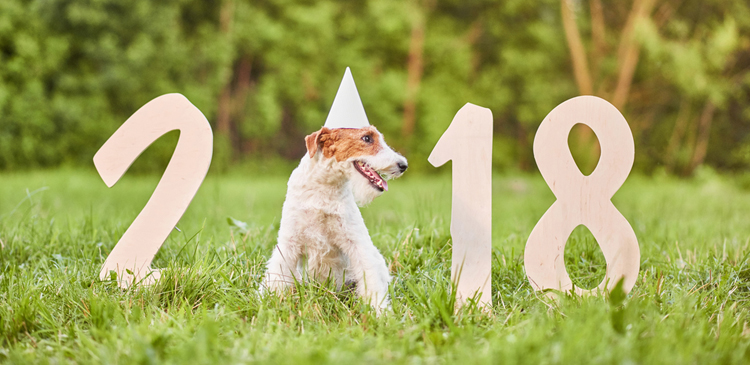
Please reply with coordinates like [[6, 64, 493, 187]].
[[263, 125, 407, 313]]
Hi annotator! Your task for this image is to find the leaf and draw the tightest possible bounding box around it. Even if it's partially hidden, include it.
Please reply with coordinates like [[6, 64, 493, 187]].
[[608, 278, 627, 307], [608, 278, 627, 334]]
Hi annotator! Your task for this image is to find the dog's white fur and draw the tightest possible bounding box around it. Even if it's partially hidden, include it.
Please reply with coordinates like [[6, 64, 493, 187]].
[[263, 126, 407, 313]]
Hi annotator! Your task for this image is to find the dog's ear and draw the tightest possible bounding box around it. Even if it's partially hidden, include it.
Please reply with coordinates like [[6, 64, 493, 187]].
[[305, 127, 331, 158]]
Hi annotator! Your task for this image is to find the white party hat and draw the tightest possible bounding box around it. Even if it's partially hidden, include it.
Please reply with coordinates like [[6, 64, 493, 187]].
[[323, 67, 370, 128]]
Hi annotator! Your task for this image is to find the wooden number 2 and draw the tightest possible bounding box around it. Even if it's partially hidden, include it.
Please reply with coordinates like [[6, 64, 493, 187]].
[[94, 93, 213, 287], [524, 96, 640, 295], [429, 103, 493, 307]]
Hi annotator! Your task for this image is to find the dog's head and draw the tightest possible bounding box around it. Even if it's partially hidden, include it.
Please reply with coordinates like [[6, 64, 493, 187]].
[[305, 126, 408, 205]]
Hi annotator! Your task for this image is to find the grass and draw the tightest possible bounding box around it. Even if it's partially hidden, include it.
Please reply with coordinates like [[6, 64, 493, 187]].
[[1, 166, 750, 363]]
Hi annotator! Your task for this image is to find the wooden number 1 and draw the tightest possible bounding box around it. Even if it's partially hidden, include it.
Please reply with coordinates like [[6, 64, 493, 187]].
[[94, 93, 213, 287], [429, 103, 493, 307], [524, 96, 640, 295]]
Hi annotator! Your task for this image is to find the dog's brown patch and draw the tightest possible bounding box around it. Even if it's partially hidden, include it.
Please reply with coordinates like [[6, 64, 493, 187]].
[[305, 128, 328, 158], [305, 126, 383, 161]]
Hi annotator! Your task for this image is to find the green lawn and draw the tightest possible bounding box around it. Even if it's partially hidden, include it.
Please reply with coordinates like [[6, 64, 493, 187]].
[[1, 167, 750, 363]]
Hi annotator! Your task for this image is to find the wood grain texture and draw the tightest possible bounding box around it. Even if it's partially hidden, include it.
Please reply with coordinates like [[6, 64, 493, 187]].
[[429, 103, 493, 306], [94, 93, 213, 287], [525, 95, 640, 295]]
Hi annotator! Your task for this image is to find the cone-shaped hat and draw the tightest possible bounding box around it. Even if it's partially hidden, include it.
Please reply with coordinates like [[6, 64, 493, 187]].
[[323, 67, 370, 128]]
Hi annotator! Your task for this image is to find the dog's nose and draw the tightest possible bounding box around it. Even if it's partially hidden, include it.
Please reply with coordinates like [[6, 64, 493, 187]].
[[397, 162, 408, 173]]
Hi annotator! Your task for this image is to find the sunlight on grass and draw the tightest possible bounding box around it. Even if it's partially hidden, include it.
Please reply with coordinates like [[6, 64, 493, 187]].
[[2, 169, 750, 363]]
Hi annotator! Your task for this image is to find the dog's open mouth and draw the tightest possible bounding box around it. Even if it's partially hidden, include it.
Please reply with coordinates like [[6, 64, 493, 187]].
[[354, 161, 388, 192]]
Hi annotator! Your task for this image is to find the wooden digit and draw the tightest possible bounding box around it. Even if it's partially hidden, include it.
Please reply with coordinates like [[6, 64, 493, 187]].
[[524, 95, 640, 295], [429, 103, 493, 307], [94, 93, 213, 287]]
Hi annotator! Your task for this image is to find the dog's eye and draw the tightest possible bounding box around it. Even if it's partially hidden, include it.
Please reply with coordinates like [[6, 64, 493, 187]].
[[361, 135, 372, 144]]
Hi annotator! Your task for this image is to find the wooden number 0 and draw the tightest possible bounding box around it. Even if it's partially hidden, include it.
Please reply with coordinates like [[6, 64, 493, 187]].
[[429, 103, 493, 307], [94, 93, 213, 287], [524, 96, 640, 295]]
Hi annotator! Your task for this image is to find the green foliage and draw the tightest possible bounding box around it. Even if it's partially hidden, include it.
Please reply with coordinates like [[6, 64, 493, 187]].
[[2, 169, 750, 362], [1, 0, 750, 174], [0, 0, 229, 170]]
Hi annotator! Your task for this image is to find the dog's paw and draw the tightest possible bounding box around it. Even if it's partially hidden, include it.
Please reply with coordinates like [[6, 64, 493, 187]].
[[371, 298, 391, 317], [363, 290, 390, 317]]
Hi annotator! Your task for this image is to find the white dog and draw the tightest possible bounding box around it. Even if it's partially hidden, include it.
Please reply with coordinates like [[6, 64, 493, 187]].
[[263, 125, 408, 313]]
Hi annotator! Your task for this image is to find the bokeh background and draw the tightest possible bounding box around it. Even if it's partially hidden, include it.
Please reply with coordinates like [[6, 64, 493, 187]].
[[1, 0, 749, 176]]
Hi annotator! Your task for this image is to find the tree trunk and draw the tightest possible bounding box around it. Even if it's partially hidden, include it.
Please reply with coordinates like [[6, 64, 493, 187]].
[[561, 0, 593, 96], [402, 6, 427, 139], [589, 0, 606, 90], [687, 101, 716, 174], [217, 88, 232, 136], [217, 0, 236, 137], [664, 99, 690, 173], [611, 0, 655, 109]]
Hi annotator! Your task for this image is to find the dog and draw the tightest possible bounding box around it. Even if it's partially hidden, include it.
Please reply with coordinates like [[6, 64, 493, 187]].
[[263, 125, 408, 313]]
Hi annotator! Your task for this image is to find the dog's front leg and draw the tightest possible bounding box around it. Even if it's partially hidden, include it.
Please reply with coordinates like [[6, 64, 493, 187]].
[[263, 241, 302, 294], [344, 241, 391, 314]]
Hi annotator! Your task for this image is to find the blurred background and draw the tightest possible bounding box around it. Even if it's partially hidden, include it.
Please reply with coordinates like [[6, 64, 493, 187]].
[[1, 0, 748, 176]]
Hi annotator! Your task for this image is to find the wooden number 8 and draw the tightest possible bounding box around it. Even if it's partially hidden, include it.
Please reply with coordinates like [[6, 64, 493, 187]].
[[524, 96, 640, 295], [94, 94, 213, 287]]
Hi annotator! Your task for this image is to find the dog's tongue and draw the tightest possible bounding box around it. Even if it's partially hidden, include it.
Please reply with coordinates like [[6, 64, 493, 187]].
[[369, 168, 388, 191], [371, 168, 388, 191], [357, 161, 388, 191]]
